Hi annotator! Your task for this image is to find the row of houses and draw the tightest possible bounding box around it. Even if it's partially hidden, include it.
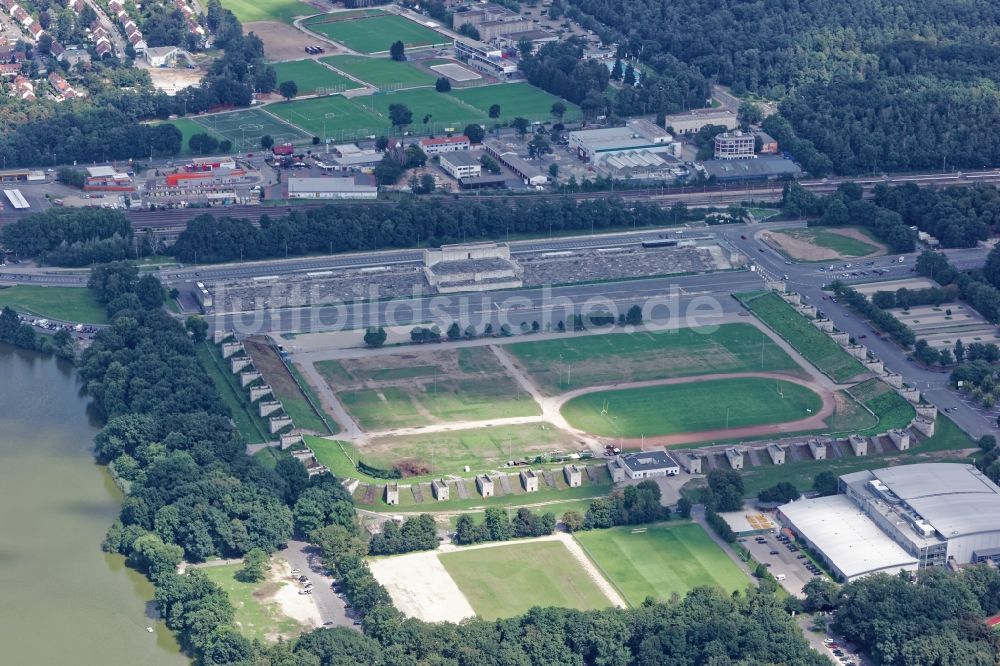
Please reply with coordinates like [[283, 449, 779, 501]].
[[173, 0, 206, 39], [108, 0, 146, 52]]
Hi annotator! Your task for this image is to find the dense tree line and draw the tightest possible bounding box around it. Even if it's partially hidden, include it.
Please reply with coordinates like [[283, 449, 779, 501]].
[[168, 197, 672, 263], [876, 184, 1000, 248], [872, 285, 957, 310], [833, 567, 1000, 665], [0, 306, 74, 357], [578, 480, 670, 529], [758, 482, 800, 504], [454, 506, 555, 545], [520, 38, 707, 119], [565, 0, 1000, 174], [799, 182, 916, 253], [368, 514, 438, 555], [1, 208, 136, 266], [917, 250, 1000, 323], [701, 469, 744, 513], [975, 435, 1000, 485], [830, 283, 916, 348]]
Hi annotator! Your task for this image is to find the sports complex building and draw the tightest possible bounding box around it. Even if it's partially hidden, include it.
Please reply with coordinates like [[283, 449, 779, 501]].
[[778, 464, 1000, 581]]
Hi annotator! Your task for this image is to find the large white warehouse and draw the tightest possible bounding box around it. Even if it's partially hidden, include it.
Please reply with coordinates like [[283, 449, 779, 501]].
[[778, 463, 1000, 581]]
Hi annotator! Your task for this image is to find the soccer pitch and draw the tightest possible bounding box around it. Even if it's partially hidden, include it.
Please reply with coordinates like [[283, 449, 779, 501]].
[[452, 83, 580, 122], [560, 377, 823, 437], [271, 59, 363, 95], [575, 523, 750, 605], [304, 14, 449, 54], [369, 88, 487, 130], [321, 54, 436, 90], [192, 109, 310, 149], [438, 540, 613, 619], [268, 96, 387, 141], [220, 0, 314, 23]]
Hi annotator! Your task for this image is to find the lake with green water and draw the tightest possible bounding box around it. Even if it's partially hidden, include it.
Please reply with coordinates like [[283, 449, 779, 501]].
[[0, 344, 187, 665]]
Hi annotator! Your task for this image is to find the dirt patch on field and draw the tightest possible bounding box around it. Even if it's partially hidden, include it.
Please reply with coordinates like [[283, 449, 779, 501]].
[[763, 227, 886, 261], [246, 20, 343, 61], [369, 550, 476, 623]]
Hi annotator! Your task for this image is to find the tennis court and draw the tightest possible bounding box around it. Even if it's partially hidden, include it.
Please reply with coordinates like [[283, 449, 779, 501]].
[[192, 109, 310, 150], [321, 55, 436, 90], [271, 60, 363, 96], [304, 14, 449, 54], [451, 83, 580, 122], [269, 96, 388, 141]]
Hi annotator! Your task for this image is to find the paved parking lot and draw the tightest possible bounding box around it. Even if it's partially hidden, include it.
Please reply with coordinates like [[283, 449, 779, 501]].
[[740, 532, 826, 598]]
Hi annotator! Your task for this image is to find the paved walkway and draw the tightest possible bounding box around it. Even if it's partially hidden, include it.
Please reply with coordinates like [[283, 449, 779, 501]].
[[297, 360, 364, 441]]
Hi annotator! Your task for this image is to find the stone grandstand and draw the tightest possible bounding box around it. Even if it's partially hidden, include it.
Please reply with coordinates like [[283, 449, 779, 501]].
[[210, 264, 427, 311], [199, 241, 736, 311], [520, 243, 736, 286], [423, 242, 524, 293]]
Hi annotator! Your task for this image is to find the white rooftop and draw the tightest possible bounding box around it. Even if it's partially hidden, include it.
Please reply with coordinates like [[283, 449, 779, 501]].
[[87, 165, 118, 177], [780, 495, 918, 580], [871, 464, 1000, 538], [288, 177, 375, 194]]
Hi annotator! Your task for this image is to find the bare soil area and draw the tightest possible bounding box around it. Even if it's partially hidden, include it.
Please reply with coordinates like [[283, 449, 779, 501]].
[[765, 227, 886, 261], [247, 20, 342, 61]]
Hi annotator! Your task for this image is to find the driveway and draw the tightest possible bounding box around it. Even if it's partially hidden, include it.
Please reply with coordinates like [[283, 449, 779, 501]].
[[281, 539, 359, 631]]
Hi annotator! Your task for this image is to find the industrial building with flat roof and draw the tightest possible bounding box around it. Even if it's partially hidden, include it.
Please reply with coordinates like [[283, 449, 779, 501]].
[[287, 176, 377, 200], [664, 109, 738, 134], [615, 450, 679, 479], [439, 151, 482, 179], [701, 155, 802, 181], [778, 463, 1000, 581], [569, 119, 678, 162]]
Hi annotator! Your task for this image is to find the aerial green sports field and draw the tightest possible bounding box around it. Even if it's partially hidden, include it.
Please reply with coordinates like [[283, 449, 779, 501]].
[[303, 14, 448, 53], [506, 322, 803, 394], [369, 87, 488, 129], [451, 83, 580, 122], [268, 95, 387, 141], [439, 540, 613, 619], [270, 60, 362, 96], [321, 55, 435, 89], [560, 377, 823, 437], [575, 523, 749, 605], [220, 0, 315, 23]]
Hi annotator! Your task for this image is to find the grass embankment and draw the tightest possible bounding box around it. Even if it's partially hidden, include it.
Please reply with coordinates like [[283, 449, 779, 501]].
[[737, 291, 867, 382], [195, 342, 269, 444], [736, 415, 975, 495], [0, 285, 108, 324]]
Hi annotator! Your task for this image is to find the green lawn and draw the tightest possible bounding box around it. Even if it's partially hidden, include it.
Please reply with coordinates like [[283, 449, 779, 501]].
[[271, 60, 362, 96], [852, 379, 916, 434], [561, 377, 822, 437], [738, 291, 867, 382], [778, 227, 881, 258], [303, 14, 449, 53], [575, 522, 750, 606], [321, 54, 435, 89], [219, 0, 314, 23], [361, 422, 577, 476], [269, 95, 387, 142], [451, 83, 580, 122], [195, 343, 269, 444], [737, 415, 975, 495], [438, 540, 613, 619], [0, 285, 107, 324], [338, 375, 539, 430], [507, 323, 803, 394], [369, 87, 488, 130], [200, 564, 302, 641], [192, 108, 310, 150], [155, 118, 227, 156], [283, 363, 337, 434]]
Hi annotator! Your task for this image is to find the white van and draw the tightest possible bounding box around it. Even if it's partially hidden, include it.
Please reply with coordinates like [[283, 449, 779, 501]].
[[775, 574, 786, 581]]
